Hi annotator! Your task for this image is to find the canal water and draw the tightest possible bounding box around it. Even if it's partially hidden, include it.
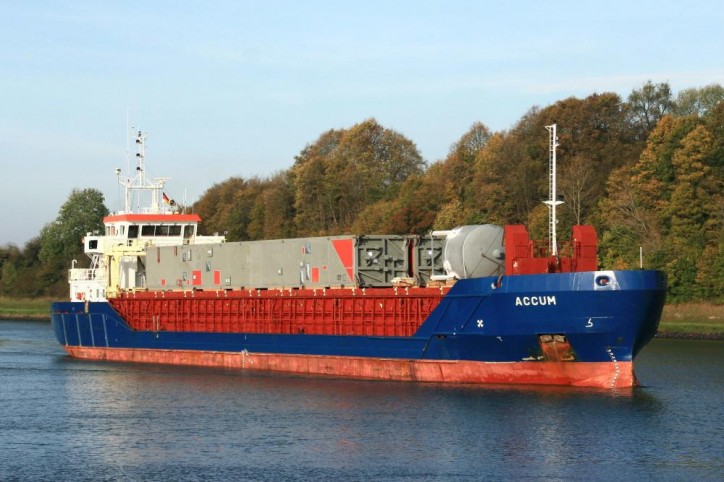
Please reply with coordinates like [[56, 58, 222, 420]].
[[0, 320, 722, 481]]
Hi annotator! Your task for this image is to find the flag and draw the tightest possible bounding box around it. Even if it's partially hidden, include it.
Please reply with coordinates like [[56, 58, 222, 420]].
[[163, 192, 170, 204]]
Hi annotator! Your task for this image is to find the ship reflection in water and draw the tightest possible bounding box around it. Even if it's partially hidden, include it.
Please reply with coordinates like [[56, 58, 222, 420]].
[[60, 366, 655, 476]]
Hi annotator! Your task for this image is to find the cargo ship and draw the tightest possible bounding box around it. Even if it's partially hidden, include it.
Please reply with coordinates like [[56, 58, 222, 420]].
[[50, 126, 666, 388]]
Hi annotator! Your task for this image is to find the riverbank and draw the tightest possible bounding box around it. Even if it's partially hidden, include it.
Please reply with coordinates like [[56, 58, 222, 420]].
[[1, 298, 722, 339], [656, 302, 723, 340], [0, 297, 52, 321]]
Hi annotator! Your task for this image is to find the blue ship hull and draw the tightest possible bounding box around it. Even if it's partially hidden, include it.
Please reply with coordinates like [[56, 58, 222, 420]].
[[51, 270, 666, 387]]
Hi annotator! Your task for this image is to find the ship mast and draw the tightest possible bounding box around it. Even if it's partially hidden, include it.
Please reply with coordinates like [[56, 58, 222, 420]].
[[544, 124, 564, 256], [117, 130, 170, 214]]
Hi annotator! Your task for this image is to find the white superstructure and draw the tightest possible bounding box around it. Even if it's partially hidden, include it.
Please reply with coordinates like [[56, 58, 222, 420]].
[[68, 130, 224, 302]]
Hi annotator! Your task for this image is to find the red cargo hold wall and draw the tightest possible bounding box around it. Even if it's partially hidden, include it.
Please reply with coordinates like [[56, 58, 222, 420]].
[[110, 287, 448, 337]]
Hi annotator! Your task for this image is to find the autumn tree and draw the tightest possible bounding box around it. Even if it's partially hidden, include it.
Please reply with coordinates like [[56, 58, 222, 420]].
[[558, 155, 595, 225], [543, 93, 642, 230], [390, 164, 452, 233], [469, 132, 522, 226], [597, 163, 665, 270], [247, 171, 296, 240], [597, 116, 687, 269], [291, 129, 343, 234], [441, 122, 493, 202], [291, 119, 424, 235], [194, 177, 248, 238], [462, 93, 641, 239], [664, 125, 718, 300], [703, 101, 724, 180], [597, 111, 722, 302]]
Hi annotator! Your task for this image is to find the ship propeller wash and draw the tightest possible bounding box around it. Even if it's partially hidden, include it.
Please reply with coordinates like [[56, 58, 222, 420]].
[[51, 125, 666, 388]]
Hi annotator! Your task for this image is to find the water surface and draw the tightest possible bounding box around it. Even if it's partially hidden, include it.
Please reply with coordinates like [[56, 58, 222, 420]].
[[1, 320, 722, 481]]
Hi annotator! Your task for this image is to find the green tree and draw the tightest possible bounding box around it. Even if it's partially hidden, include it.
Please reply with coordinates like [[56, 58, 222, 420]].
[[39, 188, 108, 267], [0, 239, 48, 297], [0, 244, 22, 296], [37, 189, 108, 295], [626, 80, 675, 140], [696, 242, 724, 302], [674, 83, 724, 117]]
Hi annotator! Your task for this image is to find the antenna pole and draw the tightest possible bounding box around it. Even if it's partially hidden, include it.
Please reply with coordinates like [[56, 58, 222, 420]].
[[544, 124, 564, 256], [118, 127, 169, 215]]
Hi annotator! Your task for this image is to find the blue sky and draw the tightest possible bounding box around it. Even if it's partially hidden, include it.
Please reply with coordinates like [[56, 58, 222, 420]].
[[2, 0, 723, 245]]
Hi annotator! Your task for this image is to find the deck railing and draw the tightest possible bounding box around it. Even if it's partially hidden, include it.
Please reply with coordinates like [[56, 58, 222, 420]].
[[68, 268, 106, 282]]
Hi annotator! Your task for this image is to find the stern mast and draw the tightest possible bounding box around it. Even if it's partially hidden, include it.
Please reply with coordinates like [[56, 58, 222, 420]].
[[544, 124, 564, 257]]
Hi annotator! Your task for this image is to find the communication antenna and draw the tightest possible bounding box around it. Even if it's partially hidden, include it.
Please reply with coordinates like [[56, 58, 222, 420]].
[[543, 124, 564, 256], [117, 128, 169, 214], [126, 110, 132, 192]]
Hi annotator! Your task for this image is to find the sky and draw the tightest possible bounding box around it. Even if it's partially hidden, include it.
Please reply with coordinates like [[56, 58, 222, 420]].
[[1, 0, 723, 246]]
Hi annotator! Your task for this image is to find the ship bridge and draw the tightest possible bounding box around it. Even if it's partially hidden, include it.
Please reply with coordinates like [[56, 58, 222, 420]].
[[81, 213, 203, 255], [68, 129, 224, 302]]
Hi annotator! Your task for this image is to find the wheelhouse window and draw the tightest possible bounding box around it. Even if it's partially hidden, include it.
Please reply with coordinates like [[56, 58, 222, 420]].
[[184, 224, 195, 238], [138, 224, 184, 237], [128, 225, 139, 239]]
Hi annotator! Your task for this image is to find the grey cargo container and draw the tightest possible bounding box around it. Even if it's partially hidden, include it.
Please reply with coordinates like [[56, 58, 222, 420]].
[[145, 234, 412, 290]]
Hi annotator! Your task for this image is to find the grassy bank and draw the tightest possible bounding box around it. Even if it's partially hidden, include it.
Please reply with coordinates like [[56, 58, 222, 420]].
[[0, 297, 52, 320], [658, 302, 724, 338]]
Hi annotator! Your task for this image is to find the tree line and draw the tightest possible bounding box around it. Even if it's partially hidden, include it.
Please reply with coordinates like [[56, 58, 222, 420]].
[[1, 81, 722, 302]]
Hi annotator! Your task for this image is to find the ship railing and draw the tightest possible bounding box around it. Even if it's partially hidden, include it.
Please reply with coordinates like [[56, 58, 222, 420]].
[[112, 206, 177, 216], [68, 268, 107, 283]]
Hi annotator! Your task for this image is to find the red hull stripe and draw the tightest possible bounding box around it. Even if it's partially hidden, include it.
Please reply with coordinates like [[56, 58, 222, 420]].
[[65, 346, 637, 389]]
